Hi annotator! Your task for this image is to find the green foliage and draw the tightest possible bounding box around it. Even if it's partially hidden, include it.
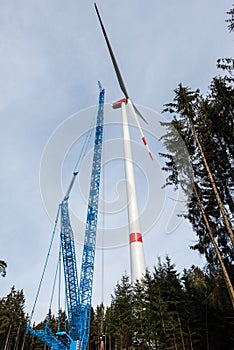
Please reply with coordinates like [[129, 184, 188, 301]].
[[159, 47, 234, 272], [0, 260, 7, 277], [158, 2, 234, 277], [110, 274, 133, 350], [0, 286, 30, 350], [91, 258, 234, 350], [0, 267, 233, 350], [226, 3, 234, 32], [89, 304, 106, 350]]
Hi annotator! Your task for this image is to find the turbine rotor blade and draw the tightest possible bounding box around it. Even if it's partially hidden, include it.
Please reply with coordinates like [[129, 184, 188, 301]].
[[94, 3, 129, 99], [128, 99, 153, 160], [94, 3, 152, 160], [132, 103, 148, 124]]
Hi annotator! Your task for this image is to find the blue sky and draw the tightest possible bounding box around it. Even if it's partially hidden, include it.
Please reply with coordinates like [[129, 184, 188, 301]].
[[0, 0, 233, 322]]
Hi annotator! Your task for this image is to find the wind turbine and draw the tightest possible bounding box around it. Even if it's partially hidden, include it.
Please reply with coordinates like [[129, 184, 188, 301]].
[[94, 3, 153, 283]]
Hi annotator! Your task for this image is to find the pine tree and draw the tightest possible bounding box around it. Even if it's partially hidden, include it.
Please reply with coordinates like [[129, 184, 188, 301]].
[[109, 274, 133, 350], [131, 278, 149, 350], [160, 79, 234, 305]]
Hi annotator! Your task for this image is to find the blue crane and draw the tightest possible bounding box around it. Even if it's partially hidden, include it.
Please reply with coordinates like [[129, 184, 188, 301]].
[[27, 83, 105, 350], [78, 81, 104, 350]]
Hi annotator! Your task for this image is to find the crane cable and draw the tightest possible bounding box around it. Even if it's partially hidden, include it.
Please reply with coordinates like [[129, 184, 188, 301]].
[[64, 112, 96, 200], [73, 114, 96, 174], [28, 108, 97, 328], [46, 249, 60, 328], [27, 205, 61, 329], [57, 244, 62, 332]]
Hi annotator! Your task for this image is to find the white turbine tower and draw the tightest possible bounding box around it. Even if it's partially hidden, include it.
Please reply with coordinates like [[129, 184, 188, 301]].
[[94, 3, 153, 283]]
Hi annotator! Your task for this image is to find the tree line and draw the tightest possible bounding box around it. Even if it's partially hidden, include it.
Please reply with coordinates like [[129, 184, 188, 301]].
[[1, 257, 234, 350], [90, 258, 234, 350]]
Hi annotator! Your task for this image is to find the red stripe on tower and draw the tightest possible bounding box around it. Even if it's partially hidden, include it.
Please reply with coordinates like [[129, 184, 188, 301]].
[[130, 232, 143, 243]]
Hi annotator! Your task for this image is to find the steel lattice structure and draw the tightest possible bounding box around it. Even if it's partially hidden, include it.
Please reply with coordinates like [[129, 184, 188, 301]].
[[78, 84, 104, 350], [27, 84, 105, 350]]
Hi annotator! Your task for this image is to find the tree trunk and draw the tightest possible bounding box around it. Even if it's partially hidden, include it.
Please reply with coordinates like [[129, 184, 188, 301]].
[[187, 324, 194, 350], [14, 324, 21, 350], [115, 337, 117, 350], [173, 333, 178, 350], [20, 332, 26, 350], [193, 181, 234, 308], [176, 308, 186, 350], [159, 304, 166, 336], [3, 323, 12, 350], [190, 117, 234, 247], [30, 336, 34, 350]]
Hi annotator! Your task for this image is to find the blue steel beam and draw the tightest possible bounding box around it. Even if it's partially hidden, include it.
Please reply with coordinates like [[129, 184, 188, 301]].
[[27, 325, 69, 350], [78, 85, 105, 350], [60, 198, 80, 340]]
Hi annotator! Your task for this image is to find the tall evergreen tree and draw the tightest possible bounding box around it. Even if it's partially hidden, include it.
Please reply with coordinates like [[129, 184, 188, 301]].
[[109, 274, 133, 350], [159, 4, 234, 284], [160, 79, 234, 305], [159, 6, 234, 304], [89, 304, 106, 350], [0, 287, 28, 350], [131, 278, 149, 350]]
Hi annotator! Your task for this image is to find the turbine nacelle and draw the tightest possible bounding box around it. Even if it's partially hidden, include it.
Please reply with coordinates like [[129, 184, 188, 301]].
[[111, 98, 153, 160], [112, 98, 127, 109]]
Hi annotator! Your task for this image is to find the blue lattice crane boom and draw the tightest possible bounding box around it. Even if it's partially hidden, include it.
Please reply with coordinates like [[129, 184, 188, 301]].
[[78, 82, 104, 350], [61, 83, 105, 350], [27, 84, 105, 350], [60, 191, 80, 341]]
